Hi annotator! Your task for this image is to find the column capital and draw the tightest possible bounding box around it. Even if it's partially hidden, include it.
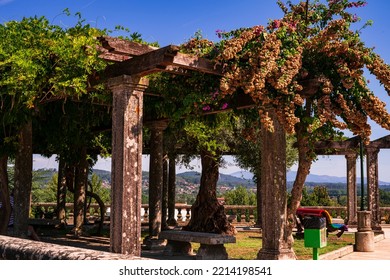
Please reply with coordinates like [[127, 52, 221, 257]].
[[146, 119, 169, 131], [107, 75, 149, 92], [345, 153, 358, 160], [365, 146, 380, 155]]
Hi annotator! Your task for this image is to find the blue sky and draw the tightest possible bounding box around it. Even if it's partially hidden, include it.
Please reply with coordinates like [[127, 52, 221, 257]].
[[3, 0, 390, 180]]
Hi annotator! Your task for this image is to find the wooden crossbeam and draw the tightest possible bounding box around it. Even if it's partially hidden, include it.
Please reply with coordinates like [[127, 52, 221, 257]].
[[99, 36, 158, 56], [105, 45, 222, 78], [368, 134, 390, 149], [314, 136, 360, 151], [314, 149, 357, 156]]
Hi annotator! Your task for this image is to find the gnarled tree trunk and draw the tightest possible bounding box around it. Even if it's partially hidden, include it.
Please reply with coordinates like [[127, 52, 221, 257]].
[[184, 151, 235, 235], [286, 101, 314, 239]]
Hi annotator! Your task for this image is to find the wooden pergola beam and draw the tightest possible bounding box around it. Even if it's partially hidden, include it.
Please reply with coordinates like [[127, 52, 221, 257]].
[[314, 136, 360, 150], [105, 45, 222, 78], [368, 134, 390, 149], [99, 36, 158, 57], [314, 149, 357, 156]]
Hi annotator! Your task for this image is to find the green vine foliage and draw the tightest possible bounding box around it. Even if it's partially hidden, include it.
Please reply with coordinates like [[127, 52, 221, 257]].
[[0, 14, 109, 157]]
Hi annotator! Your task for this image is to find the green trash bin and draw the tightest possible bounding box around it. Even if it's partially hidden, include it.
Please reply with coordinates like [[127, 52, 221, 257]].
[[302, 216, 327, 260]]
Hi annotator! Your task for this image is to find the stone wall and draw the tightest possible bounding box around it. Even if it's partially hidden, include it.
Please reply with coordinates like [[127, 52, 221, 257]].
[[0, 235, 146, 260]]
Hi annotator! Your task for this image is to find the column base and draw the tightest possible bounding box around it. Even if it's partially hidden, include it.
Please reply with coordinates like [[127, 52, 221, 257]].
[[355, 231, 374, 252], [257, 248, 297, 260]]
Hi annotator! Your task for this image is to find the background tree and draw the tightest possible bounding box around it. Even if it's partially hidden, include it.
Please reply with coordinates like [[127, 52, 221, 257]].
[[299, 186, 334, 206], [224, 185, 256, 206]]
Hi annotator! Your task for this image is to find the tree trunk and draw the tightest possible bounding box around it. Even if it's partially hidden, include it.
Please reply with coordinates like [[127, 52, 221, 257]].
[[56, 157, 67, 226], [73, 147, 88, 235], [184, 151, 235, 235], [0, 155, 10, 235], [255, 151, 262, 228], [161, 154, 169, 230], [286, 127, 313, 238], [167, 153, 178, 226], [13, 121, 33, 238], [86, 187, 105, 235]]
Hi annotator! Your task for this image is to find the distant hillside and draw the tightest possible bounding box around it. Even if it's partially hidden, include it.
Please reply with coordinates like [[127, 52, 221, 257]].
[[177, 171, 255, 188], [31, 168, 390, 191]]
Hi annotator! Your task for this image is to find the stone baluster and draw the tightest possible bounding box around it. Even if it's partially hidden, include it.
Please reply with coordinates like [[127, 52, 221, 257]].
[[177, 207, 183, 222], [249, 209, 255, 224], [240, 211, 246, 223], [143, 206, 149, 222], [185, 207, 191, 221]]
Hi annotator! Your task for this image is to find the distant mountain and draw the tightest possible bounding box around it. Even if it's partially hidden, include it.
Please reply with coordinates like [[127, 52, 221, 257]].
[[177, 171, 255, 187], [287, 171, 346, 183], [230, 170, 254, 180], [230, 170, 390, 185]]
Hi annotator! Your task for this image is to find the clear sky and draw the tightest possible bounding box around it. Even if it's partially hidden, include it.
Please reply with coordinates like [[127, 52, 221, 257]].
[[3, 0, 390, 180]]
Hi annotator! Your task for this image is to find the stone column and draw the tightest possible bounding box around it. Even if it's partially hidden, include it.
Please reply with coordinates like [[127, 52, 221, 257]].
[[167, 154, 178, 226], [257, 109, 296, 260], [144, 120, 168, 249], [13, 120, 33, 238], [345, 153, 357, 225], [366, 147, 382, 231], [108, 75, 147, 256]]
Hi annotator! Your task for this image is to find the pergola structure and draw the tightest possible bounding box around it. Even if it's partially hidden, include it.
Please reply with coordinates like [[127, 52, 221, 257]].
[[314, 135, 390, 232], [99, 37, 298, 258], [98, 37, 225, 255], [99, 37, 390, 258], [17, 36, 385, 258]]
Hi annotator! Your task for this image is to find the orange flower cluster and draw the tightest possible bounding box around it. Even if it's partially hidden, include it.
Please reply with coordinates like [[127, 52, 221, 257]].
[[366, 54, 390, 94], [216, 1, 390, 143]]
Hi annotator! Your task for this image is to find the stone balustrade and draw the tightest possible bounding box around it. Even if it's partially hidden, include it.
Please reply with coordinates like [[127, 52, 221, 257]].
[[30, 203, 390, 225]]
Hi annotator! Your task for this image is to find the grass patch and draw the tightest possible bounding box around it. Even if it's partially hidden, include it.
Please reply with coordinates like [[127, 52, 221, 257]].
[[192, 231, 354, 260]]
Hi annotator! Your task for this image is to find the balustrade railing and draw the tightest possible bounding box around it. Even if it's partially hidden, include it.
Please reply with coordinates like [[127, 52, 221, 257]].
[[31, 203, 390, 225]]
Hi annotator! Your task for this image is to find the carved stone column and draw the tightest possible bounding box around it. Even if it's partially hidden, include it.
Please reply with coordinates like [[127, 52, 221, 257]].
[[366, 147, 382, 231], [257, 109, 296, 260], [108, 75, 147, 256], [345, 153, 357, 225], [144, 120, 168, 249]]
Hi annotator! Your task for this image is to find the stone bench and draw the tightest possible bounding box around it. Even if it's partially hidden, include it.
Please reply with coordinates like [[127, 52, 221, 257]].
[[0, 235, 146, 260], [159, 230, 236, 260]]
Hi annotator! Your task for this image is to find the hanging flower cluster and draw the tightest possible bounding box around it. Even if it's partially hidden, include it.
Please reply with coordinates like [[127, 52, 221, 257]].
[[215, 0, 390, 143]]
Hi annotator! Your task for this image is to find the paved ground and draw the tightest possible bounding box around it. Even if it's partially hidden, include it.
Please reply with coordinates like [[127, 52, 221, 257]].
[[334, 225, 390, 260]]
